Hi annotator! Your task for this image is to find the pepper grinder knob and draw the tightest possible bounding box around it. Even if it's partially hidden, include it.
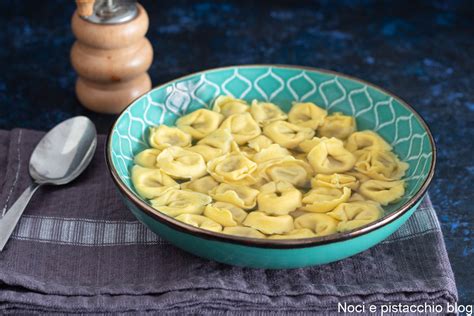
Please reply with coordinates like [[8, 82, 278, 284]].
[[71, 0, 153, 113]]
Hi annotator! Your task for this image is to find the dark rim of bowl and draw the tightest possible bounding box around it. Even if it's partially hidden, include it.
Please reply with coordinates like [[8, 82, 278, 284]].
[[105, 64, 436, 249]]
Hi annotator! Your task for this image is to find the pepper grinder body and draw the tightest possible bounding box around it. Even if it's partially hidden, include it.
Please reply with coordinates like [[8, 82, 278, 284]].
[[71, 3, 153, 114]]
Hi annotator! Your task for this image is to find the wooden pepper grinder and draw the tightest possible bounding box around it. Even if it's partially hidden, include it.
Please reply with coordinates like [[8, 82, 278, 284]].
[[71, 0, 153, 113]]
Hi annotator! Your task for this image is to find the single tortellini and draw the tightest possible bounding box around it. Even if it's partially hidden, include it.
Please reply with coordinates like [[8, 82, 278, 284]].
[[204, 202, 248, 227], [318, 112, 356, 139], [257, 181, 302, 215], [131, 165, 179, 199], [243, 211, 294, 235], [175, 214, 222, 232], [149, 125, 192, 149], [288, 102, 327, 129], [150, 189, 212, 217], [294, 213, 338, 236], [247, 135, 273, 152], [252, 144, 291, 164], [210, 183, 259, 209], [359, 180, 405, 205], [207, 152, 258, 185], [301, 187, 351, 213], [157, 146, 207, 180], [219, 112, 261, 145], [189, 128, 234, 162], [259, 157, 313, 188], [223, 226, 265, 238], [311, 173, 359, 190], [250, 100, 287, 126], [263, 121, 314, 149], [345, 130, 392, 155], [212, 95, 249, 118], [327, 201, 383, 232], [181, 175, 219, 195], [268, 228, 317, 239], [176, 108, 224, 140], [307, 137, 356, 174], [354, 150, 409, 181], [133, 148, 161, 168]]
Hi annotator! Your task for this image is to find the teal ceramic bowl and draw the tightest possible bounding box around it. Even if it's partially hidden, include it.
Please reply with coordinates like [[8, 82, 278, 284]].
[[106, 65, 435, 269]]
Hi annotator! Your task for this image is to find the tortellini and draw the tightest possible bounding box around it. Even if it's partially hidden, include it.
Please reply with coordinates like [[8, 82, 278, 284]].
[[149, 125, 191, 149], [297, 137, 322, 153], [268, 228, 317, 239], [301, 187, 351, 213], [247, 135, 274, 152], [359, 180, 405, 205], [348, 192, 366, 202], [210, 183, 259, 209], [250, 100, 287, 125], [131, 165, 179, 199], [252, 144, 291, 164], [243, 211, 294, 235], [175, 214, 222, 232], [294, 213, 338, 237], [204, 202, 248, 227], [157, 146, 207, 180], [131, 95, 409, 240], [189, 128, 234, 162], [259, 157, 313, 188], [133, 148, 161, 168], [263, 121, 314, 149], [176, 109, 223, 139], [220, 112, 261, 145], [289, 209, 311, 219], [354, 150, 409, 181], [207, 152, 258, 185], [307, 137, 356, 174], [288, 102, 327, 129], [345, 130, 392, 155], [223, 226, 266, 238], [328, 201, 383, 232], [344, 170, 372, 183], [212, 95, 249, 118], [150, 189, 212, 217], [311, 173, 359, 190], [257, 181, 302, 215], [318, 112, 356, 139], [181, 176, 219, 195]]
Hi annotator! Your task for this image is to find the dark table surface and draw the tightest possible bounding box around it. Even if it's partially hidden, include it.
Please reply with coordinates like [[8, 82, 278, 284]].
[[0, 0, 473, 305]]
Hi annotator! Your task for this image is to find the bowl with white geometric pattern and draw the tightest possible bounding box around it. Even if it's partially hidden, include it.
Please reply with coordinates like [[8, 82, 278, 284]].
[[106, 65, 435, 268]]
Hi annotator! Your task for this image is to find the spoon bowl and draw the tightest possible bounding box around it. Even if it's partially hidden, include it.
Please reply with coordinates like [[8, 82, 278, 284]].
[[0, 116, 97, 251], [29, 116, 97, 184]]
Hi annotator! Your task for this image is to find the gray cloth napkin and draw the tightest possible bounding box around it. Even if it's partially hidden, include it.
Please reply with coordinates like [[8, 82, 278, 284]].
[[0, 129, 457, 314]]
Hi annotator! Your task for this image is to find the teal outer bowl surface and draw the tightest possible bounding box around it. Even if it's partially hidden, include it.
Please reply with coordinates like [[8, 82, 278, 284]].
[[106, 65, 436, 269]]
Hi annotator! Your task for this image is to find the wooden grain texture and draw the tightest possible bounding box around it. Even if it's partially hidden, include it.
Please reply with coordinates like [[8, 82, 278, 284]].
[[71, 3, 153, 113], [75, 0, 95, 17]]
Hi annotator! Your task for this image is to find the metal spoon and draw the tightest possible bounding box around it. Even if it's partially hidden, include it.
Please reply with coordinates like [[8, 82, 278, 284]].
[[0, 116, 97, 251]]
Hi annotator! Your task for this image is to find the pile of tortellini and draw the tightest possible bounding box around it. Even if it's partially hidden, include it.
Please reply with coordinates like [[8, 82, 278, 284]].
[[131, 96, 409, 240]]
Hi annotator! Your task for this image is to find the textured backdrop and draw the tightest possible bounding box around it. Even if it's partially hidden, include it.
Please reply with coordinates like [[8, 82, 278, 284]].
[[0, 0, 472, 304]]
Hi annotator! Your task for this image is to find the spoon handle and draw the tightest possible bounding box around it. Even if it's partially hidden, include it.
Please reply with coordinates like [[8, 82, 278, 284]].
[[0, 183, 41, 251]]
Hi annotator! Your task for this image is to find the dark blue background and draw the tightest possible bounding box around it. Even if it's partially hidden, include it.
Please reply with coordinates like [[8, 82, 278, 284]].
[[0, 0, 472, 304]]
